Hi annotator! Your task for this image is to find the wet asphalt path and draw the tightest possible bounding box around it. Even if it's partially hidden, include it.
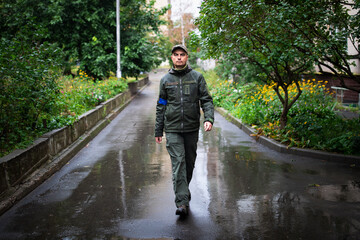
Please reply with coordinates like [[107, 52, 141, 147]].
[[0, 69, 359, 239]]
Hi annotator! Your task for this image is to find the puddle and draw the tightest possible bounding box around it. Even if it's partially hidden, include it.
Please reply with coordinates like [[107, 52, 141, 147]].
[[307, 181, 360, 202]]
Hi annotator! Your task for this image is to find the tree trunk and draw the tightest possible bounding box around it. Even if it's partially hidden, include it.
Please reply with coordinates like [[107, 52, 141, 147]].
[[279, 106, 289, 130], [274, 80, 302, 130]]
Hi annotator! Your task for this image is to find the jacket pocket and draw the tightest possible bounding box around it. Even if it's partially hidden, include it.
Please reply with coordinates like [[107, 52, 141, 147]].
[[183, 82, 198, 102], [184, 102, 200, 122], [165, 85, 178, 102], [165, 103, 179, 123]]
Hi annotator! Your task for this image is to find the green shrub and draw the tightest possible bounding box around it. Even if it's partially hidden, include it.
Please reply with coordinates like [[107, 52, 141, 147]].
[[203, 69, 360, 155], [53, 71, 128, 129], [81, 36, 116, 80], [0, 25, 64, 156], [0, 62, 128, 157]]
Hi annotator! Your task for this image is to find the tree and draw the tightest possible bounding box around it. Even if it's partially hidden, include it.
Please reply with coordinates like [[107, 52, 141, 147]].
[[0, 23, 64, 155], [169, 13, 195, 45], [196, 0, 360, 128], [0, 0, 169, 79], [121, 34, 165, 79], [0, 0, 169, 154], [279, 0, 360, 93], [120, 0, 169, 78], [196, 0, 315, 129], [1, 0, 116, 78]]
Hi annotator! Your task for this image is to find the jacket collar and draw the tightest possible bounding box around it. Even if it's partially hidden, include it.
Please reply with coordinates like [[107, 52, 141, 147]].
[[169, 64, 192, 75]]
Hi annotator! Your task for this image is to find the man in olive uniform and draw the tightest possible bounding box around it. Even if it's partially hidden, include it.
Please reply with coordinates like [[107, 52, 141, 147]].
[[155, 45, 214, 216]]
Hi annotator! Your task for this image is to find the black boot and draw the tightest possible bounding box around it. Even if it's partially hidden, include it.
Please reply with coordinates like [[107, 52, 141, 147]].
[[175, 205, 188, 216]]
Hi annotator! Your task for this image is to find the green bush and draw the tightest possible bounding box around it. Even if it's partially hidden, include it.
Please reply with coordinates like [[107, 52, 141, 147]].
[[49, 71, 128, 129], [0, 60, 128, 157], [203, 69, 360, 155], [0, 26, 64, 156], [81, 36, 116, 80]]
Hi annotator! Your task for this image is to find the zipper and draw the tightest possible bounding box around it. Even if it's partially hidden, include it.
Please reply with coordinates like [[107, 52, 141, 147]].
[[179, 77, 184, 130]]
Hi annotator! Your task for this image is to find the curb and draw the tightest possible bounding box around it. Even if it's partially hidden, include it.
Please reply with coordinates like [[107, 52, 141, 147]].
[[216, 107, 360, 165], [0, 83, 149, 216]]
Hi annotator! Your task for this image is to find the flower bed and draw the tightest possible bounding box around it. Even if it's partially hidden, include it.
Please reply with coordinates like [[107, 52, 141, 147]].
[[203, 70, 360, 155]]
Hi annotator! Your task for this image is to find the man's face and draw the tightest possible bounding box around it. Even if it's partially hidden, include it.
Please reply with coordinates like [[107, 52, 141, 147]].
[[171, 49, 188, 69]]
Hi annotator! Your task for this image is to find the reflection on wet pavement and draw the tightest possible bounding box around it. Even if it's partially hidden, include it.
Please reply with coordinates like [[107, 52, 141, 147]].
[[0, 70, 359, 239], [308, 181, 360, 202]]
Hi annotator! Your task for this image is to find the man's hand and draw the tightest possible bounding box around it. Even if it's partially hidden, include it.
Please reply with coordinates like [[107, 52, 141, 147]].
[[204, 121, 213, 132], [155, 136, 162, 143]]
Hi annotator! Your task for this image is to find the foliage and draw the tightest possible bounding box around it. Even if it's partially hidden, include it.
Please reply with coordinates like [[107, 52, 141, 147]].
[[196, 0, 316, 129], [195, 0, 360, 129], [185, 31, 203, 69], [168, 12, 196, 46], [214, 57, 263, 85], [50, 71, 128, 129], [0, 0, 169, 79], [0, 0, 166, 157], [121, 35, 164, 79], [120, 0, 169, 78], [0, 24, 64, 156], [275, 0, 360, 93], [80, 36, 116, 80], [204, 69, 360, 155], [0, 66, 128, 157]]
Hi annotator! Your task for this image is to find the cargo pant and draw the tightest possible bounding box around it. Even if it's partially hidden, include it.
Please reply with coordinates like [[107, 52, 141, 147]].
[[165, 131, 199, 207]]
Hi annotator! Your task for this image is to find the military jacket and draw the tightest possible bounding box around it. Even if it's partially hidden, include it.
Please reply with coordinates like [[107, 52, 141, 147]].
[[155, 66, 214, 137]]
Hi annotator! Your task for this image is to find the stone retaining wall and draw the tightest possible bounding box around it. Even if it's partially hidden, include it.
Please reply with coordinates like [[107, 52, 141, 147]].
[[0, 76, 149, 200]]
